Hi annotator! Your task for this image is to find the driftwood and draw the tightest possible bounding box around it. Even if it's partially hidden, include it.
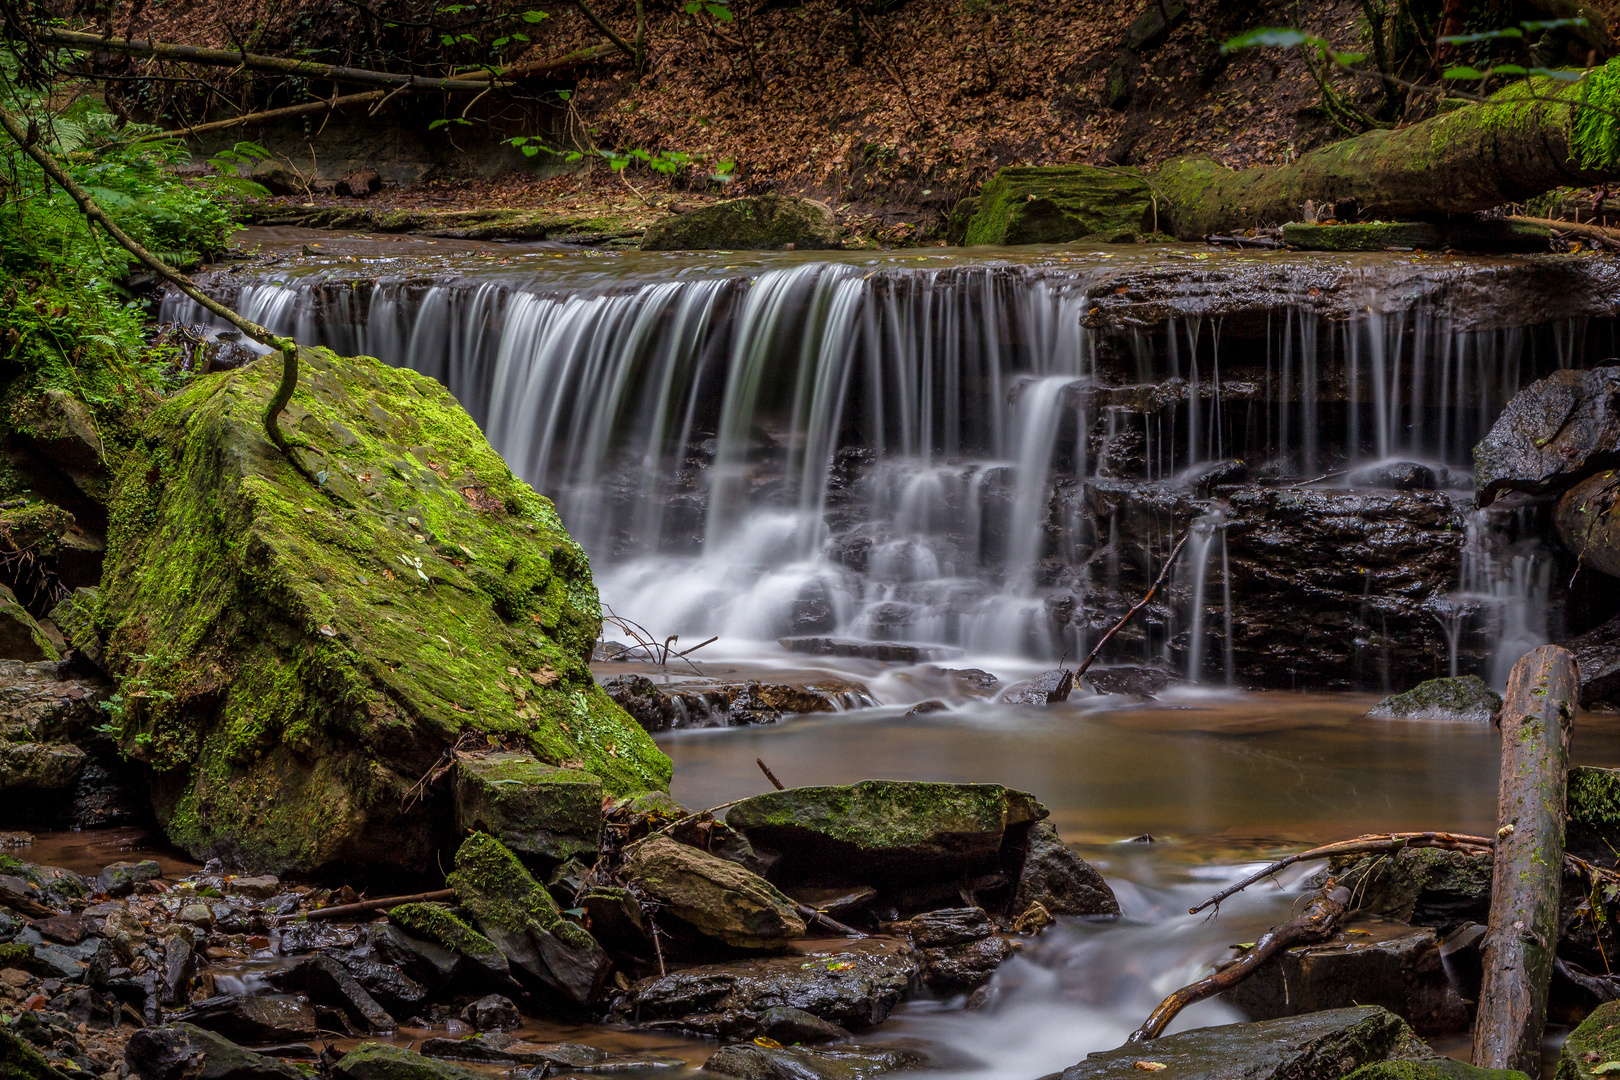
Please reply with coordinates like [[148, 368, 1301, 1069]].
[[1130, 885, 1351, 1042], [1508, 214, 1620, 247], [756, 758, 786, 790], [304, 888, 456, 921], [1473, 644, 1579, 1074], [1074, 531, 1190, 680]]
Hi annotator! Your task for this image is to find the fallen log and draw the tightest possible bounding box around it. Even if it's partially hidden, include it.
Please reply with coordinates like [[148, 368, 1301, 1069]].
[[1473, 644, 1579, 1073], [303, 887, 456, 921], [1129, 884, 1351, 1041]]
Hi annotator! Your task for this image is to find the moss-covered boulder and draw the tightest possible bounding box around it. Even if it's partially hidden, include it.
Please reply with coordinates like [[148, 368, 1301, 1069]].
[[385, 902, 510, 984], [0, 1025, 70, 1080], [335, 1044, 483, 1080], [0, 585, 57, 662], [961, 166, 1158, 246], [1347, 1061, 1526, 1080], [447, 832, 608, 1005], [1331, 847, 1492, 926], [640, 195, 839, 251], [725, 780, 1046, 886], [98, 348, 668, 874], [1281, 222, 1444, 252], [454, 751, 602, 868], [621, 835, 806, 950], [1568, 765, 1620, 862], [1365, 676, 1502, 722], [1559, 999, 1620, 1080]]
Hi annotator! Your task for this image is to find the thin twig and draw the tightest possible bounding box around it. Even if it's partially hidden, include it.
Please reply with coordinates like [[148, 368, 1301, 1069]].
[[1074, 530, 1191, 680], [757, 758, 785, 790]]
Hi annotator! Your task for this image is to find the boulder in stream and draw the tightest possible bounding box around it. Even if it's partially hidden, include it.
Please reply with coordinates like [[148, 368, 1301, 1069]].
[[1555, 470, 1620, 577], [1475, 365, 1620, 507], [124, 1023, 306, 1080], [1566, 612, 1620, 709], [640, 195, 840, 251], [97, 347, 669, 874], [1058, 1006, 1433, 1080], [1365, 676, 1502, 722], [453, 751, 603, 867], [620, 834, 806, 950], [1012, 821, 1120, 917]]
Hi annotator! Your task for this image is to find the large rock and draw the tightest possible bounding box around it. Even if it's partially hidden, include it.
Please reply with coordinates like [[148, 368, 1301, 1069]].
[[639, 195, 839, 251], [170, 995, 319, 1043], [1559, 998, 1620, 1080], [702, 1043, 926, 1080], [124, 1024, 306, 1080], [1331, 848, 1492, 927], [961, 165, 1157, 245], [334, 1044, 483, 1080], [1365, 676, 1502, 722], [898, 907, 1015, 996], [1348, 1063, 1526, 1080], [98, 347, 668, 873], [620, 835, 805, 950], [0, 741, 84, 793], [1566, 612, 1620, 708], [1058, 1006, 1432, 1080], [453, 751, 602, 867], [0, 584, 58, 662], [385, 902, 510, 984], [1011, 821, 1120, 917], [0, 659, 107, 744], [1556, 470, 1620, 577], [724, 780, 1046, 886], [620, 939, 919, 1037], [447, 832, 609, 1006], [1475, 365, 1620, 507]]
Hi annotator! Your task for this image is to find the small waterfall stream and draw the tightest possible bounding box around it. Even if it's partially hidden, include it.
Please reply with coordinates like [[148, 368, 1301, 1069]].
[[165, 246, 1620, 690]]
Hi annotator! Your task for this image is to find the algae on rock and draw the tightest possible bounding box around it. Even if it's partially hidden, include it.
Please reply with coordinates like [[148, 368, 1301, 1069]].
[[961, 166, 1159, 246], [98, 347, 669, 874]]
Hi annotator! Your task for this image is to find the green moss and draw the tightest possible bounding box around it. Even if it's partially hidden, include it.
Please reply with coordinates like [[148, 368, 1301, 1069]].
[[447, 832, 595, 952], [1282, 222, 1443, 251], [0, 1027, 70, 1080], [1367, 676, 1502, 721], [454, 752, 603, 864], [963, 166, 1156, 246], [639, 195, 840, 251], [1345, 1061, 1526, 1080], [1560, 1000, 1620, 1080], [334, 1043, 484, 1080], [99, 347, 668, 873], [0, 943, 32, 966], [387, 902, 508, 972], [726, 780, 1044, 851]]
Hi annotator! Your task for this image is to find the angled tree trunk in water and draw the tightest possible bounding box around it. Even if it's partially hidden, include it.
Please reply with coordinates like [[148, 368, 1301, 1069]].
[[1472, 645, 1579, 1074]]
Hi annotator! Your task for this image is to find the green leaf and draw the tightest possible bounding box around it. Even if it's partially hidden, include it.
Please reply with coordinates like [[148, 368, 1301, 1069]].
[[521, 9, 549, 21], [1490, 64, 1528, 75], [522, 145, 540, 157], [512, 32, 529, 41], [1331, 51, 1367, 65], [1592, 1064, 1620, 1075], [492, 36, 510, 47], [708, 5, 734, 20], [1441, 66, 1487, 80], [1438, 28, 1521, 44], [1222, 27, 1319, 54], [558, 89, 573, 100], [509, 135, 530, 144], [564, 150, 584, 161], [1522, 18, 1588, 32]]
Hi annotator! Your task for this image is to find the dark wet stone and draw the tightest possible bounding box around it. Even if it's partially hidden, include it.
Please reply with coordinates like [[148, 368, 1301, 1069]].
[[30, 916, 97, 947], [918, 935, 1015, 996], [420, 1036, 683, 1071], [601, 674, 681, 733], [274, 952, 394, 1033], [777, 638, 939, 663], [1222, 927, 1470, 1035], [364, 923, 458, 990], [900, 908, 994, 947], [1476, 365, 1620, 507], [1331, 848, 1492, 927], [1346, 462, 1437, 491], [460, 994, 519, 1032], [1081, 666, 1169, 699], [1568, 611, 1620, 709], [1059, 1006, 1432, 1080], [1556, 470, 1620, 579], [160, 935, 193, 1006], [1013, 821, 1120, 918], [94, 860, 159, 898], [276, 922, 361, 953], [331, 952, 428, 1017], [171, 995, 319, 1043], [757, 1007, 852, 1045], [702, 1043, 927, 1080], [1003, 670, 1074, 706], [1365, 676, 1502, 722], [125, 1024, 306, 1080], [334, 1043, 484, 1080], [620, 939, 920, 1036], [935, 669, 1000, 696]]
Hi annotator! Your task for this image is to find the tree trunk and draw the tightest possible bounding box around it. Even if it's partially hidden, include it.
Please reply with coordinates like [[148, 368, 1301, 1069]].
[[1150, 74, 1616, 238], [1472, 645, 1579, 1074]]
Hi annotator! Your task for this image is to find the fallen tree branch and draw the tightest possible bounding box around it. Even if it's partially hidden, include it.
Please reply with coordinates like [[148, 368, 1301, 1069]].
[[1130, 885, 1351, 1041], [136, 90, 388, 142], [1074, 530, 1190, 680], [1188, 831, 1495, 916], [1508, 213, 1620, 246], [305, 888, 457, 921], [570, 0, 638, 60], [0, 102, 302, 457], [756, 758, 785, 790], [793, 903, 867, 938]]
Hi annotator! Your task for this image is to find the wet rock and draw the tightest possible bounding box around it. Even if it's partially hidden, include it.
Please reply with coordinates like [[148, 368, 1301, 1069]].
[[1365, 676, 1502, 722], [601, 675, 681, 732], [334, 1043, 484, 1080], [365, 922, 461, 989], [1003, 669, 1074, 706], [386, 903, 510, 984], [275, 922, 360, 953], [336, 168, 382, 198], [329, 952, 428, 1018], [229, 875, 280, 899], [125, 1023, 306, 1080], [178, 903, 214, 927], [1346, 462, 1438, 491], [725, 780, 1045, 888], [1059, 1006, 1432, 1080], [757, 1006, 852, 1045], [0, 742, 84, 793], [420, 1036, 684, 1071], [899, 907, 994, 947], [1556, 470, 1620, 578], [1559, 998, 1620, 1080], [905, 700, 948, 716], [621, 939, 919, 1036], [1348, 1062, 1526, 1080], [917, 935, 1013, 997], [0, 586, 58, 663], [640, 195, 840, 252], [577, 886, 653, 958], [30, 916, 97, 947], [453, 751, 603, 867], [460, 993, 519, 1032], [1566, 612, 1620, 709], [777, 638, 940, 663], [160, 933, 194, 1006], [1, 1025, 71, 1080], [14, 390, 111, 505], [95, 861, 160, 898], [276, 952, 394, 1033], [1081, 666, 1169, 699], [447, 833, 609, 1006], [702, 1043, 927, 1080], [171, 995, 319, 1043], [621, 835, 805, 950], [97, 348, 668, 874], [606, 676, 875, 732], [934, 668, 1000, 697], [1012, 822, 1120, 917], [1332, 848, 1492, 927], [1476, 365, 1620, 507], [962, 165, 1155, 245], [1222, 926, 1470, 1035], [249, 161, 305, 196]]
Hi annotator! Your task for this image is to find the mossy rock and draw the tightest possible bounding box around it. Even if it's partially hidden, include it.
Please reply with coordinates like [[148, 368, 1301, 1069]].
[[725, 780, 1045, 884], [387, 901, 510, 981], [1330, 847, 1491, 926], [0, 585, 57, 663], [447, 832, 609, 1005], [335, 1043, 484, 1080], [1365, 676, 1502, 722], [454, 751, 603, 868], [961, 166, 1157, 246], [0, 1026, 70, 1080], [639, 195, 840, 251], [98, 347, 669, 874], [621, 834, 805, 950], [1281, 222, 1442, 252], [1568, 765, 1620, 861], [1559, 999, 1620, 1080], [1346, 1061, 1526, 1080]]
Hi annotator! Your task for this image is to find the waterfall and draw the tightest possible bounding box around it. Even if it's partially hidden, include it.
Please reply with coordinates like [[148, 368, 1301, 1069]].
[[161, 253, 1608, 688]]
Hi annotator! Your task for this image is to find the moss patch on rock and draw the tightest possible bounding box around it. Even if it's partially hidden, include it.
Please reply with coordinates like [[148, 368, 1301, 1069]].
[[639, 195, 840, 251], [962, 166, 1157, 246], [98, 347, 668, 873], [1346, 1061, 1526, 1080], [1559, 999, 1620, 1080], [0, 1026, 70, 1080], [1365, 676, 1502, 722], [387, 902, 510, 977]]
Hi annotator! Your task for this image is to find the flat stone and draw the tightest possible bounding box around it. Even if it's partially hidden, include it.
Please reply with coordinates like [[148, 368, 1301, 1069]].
[[96, 860, 161, 898], [172, 995, 320, 1043], [1013, 821, 1120, 917], [1059, 1006, 1432, 1080], [125, 1023, 307, 1080], [453, 751, 603, 866], [230, 875, 281, 899], [640, 195, 840, 252], [1003, 669, 1074, 706], [756, 1006, 852, 1045], [1475, 365, 1620, 507], [621, 835, 805, 950], [277, 951, 394, 1033], [1366, 676, 1501, 722]]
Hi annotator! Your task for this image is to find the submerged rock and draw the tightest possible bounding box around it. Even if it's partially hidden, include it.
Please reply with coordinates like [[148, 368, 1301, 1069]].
[[453, 751, 603, 867], [1012, 821, 1120, 917], [1365, 676, 1502, 722], [97, 347, 668, 874], [1475, 365, 1620, 507], [702, 1043, 927, 1080], [961, 165, 1157, 245], [640, 195, 840, 251], [620, 835, 806, 950], [621, 939, 919, 1036], [124, 1024, 305, 1080], [1059, 1006, 1432, 1080]]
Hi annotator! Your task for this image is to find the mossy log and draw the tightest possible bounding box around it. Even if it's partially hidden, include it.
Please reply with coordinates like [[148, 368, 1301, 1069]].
[[1473, 645, 1579, 1073]]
